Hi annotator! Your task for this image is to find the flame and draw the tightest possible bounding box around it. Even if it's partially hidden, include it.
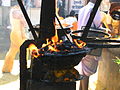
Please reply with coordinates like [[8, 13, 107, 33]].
[[28, 28, 86, 58], [51, 28, 59, 43], [46, 29, 61, 52], [73, 39, 86, 48], [41, 38, 50, 48], [48, 45, 59, 52], [29, 44, 40, 58]]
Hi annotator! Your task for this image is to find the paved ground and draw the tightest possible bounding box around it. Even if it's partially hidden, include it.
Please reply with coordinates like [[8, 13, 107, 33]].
[[0, 60, 19, 90], [0, 60, 98, 90]]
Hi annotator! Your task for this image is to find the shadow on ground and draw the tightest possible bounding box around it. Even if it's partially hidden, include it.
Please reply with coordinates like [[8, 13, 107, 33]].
[[0, 73, 19, 85]]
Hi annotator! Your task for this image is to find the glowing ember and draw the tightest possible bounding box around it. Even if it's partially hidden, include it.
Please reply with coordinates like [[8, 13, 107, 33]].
[[73, 39, 86, 48]]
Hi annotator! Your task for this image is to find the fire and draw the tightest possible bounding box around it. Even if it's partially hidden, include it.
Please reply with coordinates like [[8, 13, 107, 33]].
[[51, 28, 59, 43], [29, 29, 86, 58], [29, 44, 40, 58], [73, 39, 86, 48], [48, 45, 59, 52], [29, 29, 61, 58], [45, 29, 61, 52], [47, 29, 60, 52], [42, 30, 62, 52]]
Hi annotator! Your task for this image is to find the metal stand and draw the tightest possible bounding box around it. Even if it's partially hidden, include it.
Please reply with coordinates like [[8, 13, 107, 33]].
[[27, 81, 76, 90], [20, 40, 76, 90]]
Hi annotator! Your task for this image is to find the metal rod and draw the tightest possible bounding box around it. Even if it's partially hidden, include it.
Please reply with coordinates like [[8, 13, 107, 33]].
[[85, 39, 120, 43], [87, 43, 120, 48], [81, 0, 103, 40], [17, 0, 37, 39], [55, 14, 72, 43], [38, 0, 56, 46]]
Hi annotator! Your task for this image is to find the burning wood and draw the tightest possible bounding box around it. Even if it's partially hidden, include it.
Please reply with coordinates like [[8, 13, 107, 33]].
[[28, 30, 87, 58]]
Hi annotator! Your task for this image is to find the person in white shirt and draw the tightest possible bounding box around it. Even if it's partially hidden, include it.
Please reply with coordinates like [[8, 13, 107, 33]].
[[77, 0, 104, 90], [77, 0, 102, 30]]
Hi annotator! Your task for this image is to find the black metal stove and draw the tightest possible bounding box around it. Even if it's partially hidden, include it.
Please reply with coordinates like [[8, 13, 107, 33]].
[[18, 0, 89, 90], [20, 39, 90, 90], [17, 0, 120, 90]]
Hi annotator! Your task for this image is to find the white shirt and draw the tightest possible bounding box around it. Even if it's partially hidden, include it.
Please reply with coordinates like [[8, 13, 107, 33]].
[[63, 16, 77, 25], [77, 2, 102, 30]]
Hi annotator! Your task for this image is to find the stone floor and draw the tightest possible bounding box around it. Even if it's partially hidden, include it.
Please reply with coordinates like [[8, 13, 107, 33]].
[[0, 60, 98, 90]]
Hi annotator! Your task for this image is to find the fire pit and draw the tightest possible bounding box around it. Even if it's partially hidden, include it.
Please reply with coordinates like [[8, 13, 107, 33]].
[[30, 40, 90, 70], [38, 49, 87, 69], [20, 39, 90, 85]]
